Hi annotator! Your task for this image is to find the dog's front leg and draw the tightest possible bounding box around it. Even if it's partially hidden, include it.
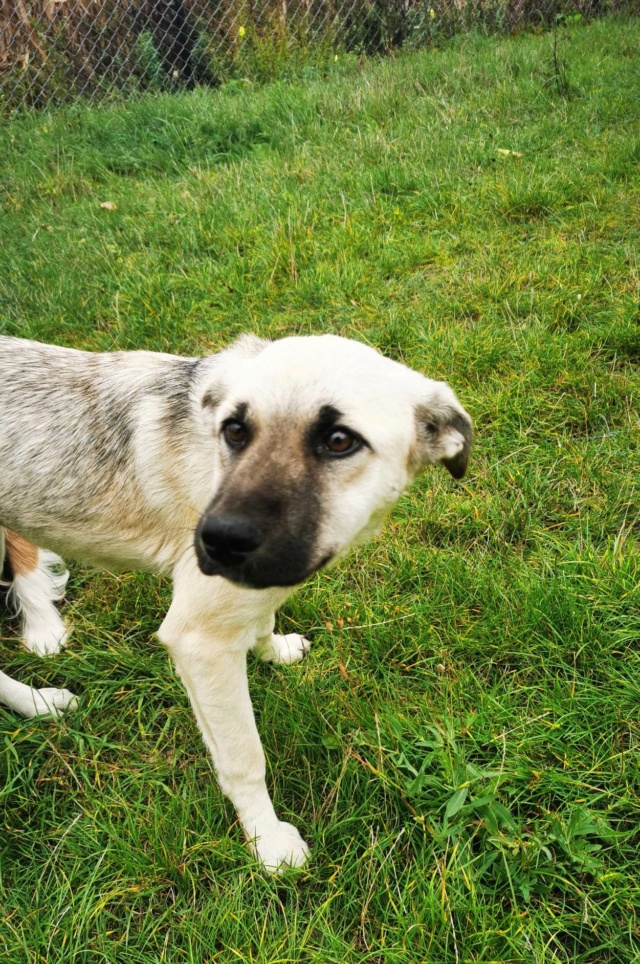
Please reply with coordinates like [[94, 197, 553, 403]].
[[165, 634, 309, 871], [158, 569, 309, 872], [252, 613, 312, 665]]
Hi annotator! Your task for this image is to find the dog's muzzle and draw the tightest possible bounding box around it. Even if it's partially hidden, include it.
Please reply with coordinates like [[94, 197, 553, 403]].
[[194, 511, 326, 589]]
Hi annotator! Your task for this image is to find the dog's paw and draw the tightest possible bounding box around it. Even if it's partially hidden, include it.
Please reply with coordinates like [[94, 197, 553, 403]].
[[251, 821, 310, 872], [256, 633, 311, 665], [23, 612, 69, 657], [24, 687, 78, 719]]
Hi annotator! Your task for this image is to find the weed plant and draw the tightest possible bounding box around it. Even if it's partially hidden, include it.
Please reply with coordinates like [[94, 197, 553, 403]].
[[2, 0, 635, 111]]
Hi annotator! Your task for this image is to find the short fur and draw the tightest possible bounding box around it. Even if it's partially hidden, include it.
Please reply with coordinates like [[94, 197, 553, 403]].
[[0, 333, 471, 870]]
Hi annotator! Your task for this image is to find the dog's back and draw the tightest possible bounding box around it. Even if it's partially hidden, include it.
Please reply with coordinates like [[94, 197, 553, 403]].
[[0, 336, 207, 571]]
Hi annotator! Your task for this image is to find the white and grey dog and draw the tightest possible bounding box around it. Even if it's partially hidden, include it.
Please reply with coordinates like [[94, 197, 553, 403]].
[[0, 332, 471, 870]]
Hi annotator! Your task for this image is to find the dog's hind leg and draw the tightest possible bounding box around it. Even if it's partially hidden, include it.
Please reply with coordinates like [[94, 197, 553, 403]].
[[0, 670, 77, 718], [4, 530, 69, 656]]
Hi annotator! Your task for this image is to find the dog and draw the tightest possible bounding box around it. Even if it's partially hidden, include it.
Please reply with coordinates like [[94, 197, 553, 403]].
[[0, 332, 471, 870]]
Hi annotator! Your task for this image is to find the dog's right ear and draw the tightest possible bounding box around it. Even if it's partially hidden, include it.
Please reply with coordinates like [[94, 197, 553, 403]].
[[411, 384, 473, 480], [200, 334, 270, 414]]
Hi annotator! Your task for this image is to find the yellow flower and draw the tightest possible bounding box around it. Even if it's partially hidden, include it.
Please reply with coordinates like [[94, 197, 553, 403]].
[[238, 25, 246, 37], [429, 7, 435, 16]]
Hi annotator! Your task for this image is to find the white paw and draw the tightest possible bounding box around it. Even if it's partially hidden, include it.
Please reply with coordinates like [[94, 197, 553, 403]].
[[23, 612, 69, 656], [24, 687, 78, 719], [257, 633, 312, 665], [251, 821, 310, 872]]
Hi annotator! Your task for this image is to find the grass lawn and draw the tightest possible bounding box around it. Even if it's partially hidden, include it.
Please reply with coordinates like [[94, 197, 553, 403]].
[[1, 15, 639, 962]]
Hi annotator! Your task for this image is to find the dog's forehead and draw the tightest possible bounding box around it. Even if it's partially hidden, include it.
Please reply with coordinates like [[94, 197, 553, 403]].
[[226, 336, 422, 419]]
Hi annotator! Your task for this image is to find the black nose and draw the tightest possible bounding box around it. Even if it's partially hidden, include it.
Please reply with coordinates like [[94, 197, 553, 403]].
[[199, 515, 263, 566]]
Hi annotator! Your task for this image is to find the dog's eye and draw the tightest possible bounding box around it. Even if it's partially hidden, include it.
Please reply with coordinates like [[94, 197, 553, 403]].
[[321, 428, 362, 457], [223, 421, 249, 449]]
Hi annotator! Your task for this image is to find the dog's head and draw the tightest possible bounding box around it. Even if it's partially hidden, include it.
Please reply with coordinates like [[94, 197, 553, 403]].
[[194, 335, 472, 589]]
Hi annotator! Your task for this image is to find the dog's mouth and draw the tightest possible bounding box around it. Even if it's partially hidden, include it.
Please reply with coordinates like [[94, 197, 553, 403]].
[[195, 543, 331, 589]]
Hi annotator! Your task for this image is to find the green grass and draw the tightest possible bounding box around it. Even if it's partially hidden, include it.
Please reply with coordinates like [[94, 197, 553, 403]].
[[1, 16, 639, 963]]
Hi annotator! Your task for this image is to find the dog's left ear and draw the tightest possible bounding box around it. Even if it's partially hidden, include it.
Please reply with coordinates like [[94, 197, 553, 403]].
[[412, 386, 473, 480]]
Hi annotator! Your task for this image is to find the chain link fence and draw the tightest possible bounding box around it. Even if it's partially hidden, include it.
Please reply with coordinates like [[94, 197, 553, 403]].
[[0, 0, 629, 112]]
